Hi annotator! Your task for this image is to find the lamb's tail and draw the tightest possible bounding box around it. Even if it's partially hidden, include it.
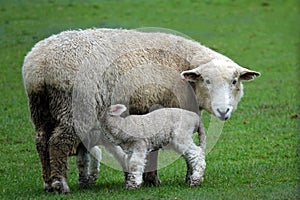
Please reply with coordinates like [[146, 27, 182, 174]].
[[109, 104, 127, 116]]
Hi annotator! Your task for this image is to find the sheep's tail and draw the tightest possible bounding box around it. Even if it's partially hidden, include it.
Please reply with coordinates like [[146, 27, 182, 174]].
[[198, 120, 206, 151]]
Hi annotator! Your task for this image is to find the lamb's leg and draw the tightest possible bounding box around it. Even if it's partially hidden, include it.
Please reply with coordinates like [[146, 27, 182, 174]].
[[76, 143, 90, 188], [101, 136, 128, 174], [125, 143, 147, 189], [143, 150, 161, 186], [185, 119, 206, 183], [184, 155, 192, 183], [49, 125, 77, 194], [172, 133, 206, 187], [88, 146, 101, 185], [184, 144, 206, 187]]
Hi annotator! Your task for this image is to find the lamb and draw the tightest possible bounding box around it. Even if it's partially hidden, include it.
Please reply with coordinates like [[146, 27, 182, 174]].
[[22, 28, 260, 193], [103, 104, 206, 189]]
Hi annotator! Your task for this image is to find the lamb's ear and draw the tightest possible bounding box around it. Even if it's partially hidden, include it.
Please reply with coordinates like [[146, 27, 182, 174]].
[[180, 68, 201, 82], [238, 66, 261, 81], [109, 104, 127, 116]]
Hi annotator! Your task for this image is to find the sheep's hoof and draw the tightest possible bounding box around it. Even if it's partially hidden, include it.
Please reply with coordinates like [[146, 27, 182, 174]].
[[78, 176, 90, 189], [44, 182, 53, 192], [78, 182, 90, 189], [52, 179, 70, 194], [78, 174, 98, 189], [78, 180, 90, 189], [143, 172, 161, 187]]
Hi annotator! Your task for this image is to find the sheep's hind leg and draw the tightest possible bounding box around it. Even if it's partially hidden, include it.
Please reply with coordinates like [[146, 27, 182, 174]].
[[35, 127, 54, 192], [28, 92, 55, 192], [49, 126, 77, 194]]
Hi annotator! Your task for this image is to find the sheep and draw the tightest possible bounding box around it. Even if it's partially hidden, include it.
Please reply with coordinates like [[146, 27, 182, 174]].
[[103, 104, 206, 189], [22, 28, 260, 193]]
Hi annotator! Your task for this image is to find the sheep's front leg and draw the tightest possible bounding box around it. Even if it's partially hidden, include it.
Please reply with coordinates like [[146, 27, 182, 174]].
[[76, 143, 90, 189], [49, 126, 77, 194], [143, 150, 161, 186], [77, 145, 101, 188], [88, 146, 101, 185], [125, 142, 147, 189]]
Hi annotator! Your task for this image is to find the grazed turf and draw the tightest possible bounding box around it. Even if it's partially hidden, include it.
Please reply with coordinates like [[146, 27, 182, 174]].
[[0, 0, 298, 199]]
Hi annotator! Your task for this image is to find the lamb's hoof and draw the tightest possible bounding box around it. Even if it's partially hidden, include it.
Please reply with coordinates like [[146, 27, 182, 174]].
[[189, 178, 204, 187], [125, 183, 141, 190], [143, 172, 161, 187], [185, 175, 191, 183], [51, 179, 70, 194], [44, 182, 53, 192], [88, 174, 98, 185]]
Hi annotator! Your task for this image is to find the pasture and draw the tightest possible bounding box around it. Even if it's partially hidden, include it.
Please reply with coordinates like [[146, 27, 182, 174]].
[[0, 0, 298, 199]]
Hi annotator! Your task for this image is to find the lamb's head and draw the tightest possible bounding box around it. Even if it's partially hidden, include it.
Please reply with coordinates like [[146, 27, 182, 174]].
[[181, 59, 260, 121], [105, 104, 127, 129]]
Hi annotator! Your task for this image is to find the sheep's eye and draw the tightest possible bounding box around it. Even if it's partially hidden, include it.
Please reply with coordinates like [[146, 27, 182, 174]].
[[205, 79, 211, 84], [232, 79, 237, 85]]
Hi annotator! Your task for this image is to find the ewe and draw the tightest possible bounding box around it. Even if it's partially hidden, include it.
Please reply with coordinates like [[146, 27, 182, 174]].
[[22, 28, 260, 193]]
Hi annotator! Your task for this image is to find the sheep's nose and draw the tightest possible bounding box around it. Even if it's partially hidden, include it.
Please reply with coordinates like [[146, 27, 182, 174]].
[[217, 108, 230, 120]]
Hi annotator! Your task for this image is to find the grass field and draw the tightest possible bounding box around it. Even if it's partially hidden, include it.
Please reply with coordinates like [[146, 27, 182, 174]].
[[0, 0, 299, 199]]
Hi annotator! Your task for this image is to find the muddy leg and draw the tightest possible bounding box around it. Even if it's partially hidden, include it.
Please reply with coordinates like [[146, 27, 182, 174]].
[[172, 131, 206, 187], [49, 126, 77, 194], [35, 126, 53, 192], [76, 143, 90, 189], [184, 157, 192, 183], [28, 92, 55, 191], [181, 144, 205, 187], [142, 150, 161, 186], [126, 143, 147, 189], [88, 146, 101, 185], [186, 114, 206, 183]]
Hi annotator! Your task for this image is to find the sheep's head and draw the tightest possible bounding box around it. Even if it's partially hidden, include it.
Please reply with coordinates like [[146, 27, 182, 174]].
[[181, 59, 260, 121]]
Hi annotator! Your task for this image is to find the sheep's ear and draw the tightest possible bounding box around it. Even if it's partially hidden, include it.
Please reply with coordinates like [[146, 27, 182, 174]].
[[180, 68, 201, 82], [109, 104, 127, 116], [238, 66, 261, 81]]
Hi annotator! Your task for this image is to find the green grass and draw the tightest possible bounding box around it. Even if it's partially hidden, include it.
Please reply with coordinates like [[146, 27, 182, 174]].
[[0, 0, 299, 199]]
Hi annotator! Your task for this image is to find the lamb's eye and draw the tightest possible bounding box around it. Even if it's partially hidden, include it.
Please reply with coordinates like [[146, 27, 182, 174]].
[[232, 79, 237, 85], [205, 79, 211, 84]]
